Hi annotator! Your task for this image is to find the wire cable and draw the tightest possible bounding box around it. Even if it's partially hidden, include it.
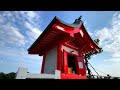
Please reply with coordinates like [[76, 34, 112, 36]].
[[87, 62, 100, 76], [93, 67, 108, 75]]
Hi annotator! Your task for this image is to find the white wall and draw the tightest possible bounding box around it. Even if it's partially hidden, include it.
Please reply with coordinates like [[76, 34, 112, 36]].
[[44, 47, 57, 74], [62, 45, 79, 55]]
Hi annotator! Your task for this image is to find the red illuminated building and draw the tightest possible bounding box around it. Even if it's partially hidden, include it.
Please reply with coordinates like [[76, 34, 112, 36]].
[[28, 16, 102, 79]]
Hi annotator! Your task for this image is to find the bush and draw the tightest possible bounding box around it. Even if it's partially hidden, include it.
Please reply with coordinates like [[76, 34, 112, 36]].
[[0, 72, 6, 79], [0, 72, 16, 79]]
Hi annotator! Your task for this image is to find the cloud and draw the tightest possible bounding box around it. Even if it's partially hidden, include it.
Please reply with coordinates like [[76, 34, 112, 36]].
[[95, 27, 109, 44], [25, 21, 42, 40], [86, 12, 120, 77], [16, 11, 43, 43], [19, 11, 42, 28], [0, 11, 43, 73], [84, 21, 87, 25], [2, 11, 12, 17], [20, 11, 37, 18], [0, 11, 43, 47], [113, 12, 118, 17], [0, 22, 25, 47], [94, 12, 120, 63], [88, 30, 93, 36], [0, 14, 6, 23]]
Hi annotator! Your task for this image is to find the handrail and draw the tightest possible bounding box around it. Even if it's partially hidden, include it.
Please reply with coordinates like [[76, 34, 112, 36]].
[[87, 75, 120, 79]]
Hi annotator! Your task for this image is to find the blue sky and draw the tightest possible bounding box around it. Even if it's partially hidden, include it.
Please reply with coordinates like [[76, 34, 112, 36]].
[[0, 11, 120, 77]]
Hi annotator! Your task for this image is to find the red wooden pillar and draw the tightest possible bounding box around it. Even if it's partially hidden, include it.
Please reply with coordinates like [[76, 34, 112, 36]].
[[75, 56, 80, 75], [63, 49, 68, 74], [57, 43, 62, 72], [78, 50, 86, 76]]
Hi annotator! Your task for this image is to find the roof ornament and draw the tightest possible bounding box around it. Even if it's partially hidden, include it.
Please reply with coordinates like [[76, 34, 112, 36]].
[[73, 15, 82, 24], [94, 39, 100, 45], [78, 15, 82, 20]]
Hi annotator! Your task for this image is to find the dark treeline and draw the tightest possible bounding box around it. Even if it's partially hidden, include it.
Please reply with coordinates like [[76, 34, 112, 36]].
[[0, 72, 16, 79]]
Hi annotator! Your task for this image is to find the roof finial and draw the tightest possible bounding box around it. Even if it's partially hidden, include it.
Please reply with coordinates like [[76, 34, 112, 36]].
[[73, 15, 82, 24], [78, 15, 82, 20]]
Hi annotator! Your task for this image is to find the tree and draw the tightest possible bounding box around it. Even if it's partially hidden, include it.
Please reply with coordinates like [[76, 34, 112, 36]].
[[0, 72, 16, 79], [0, 72, 6, 79], [5, 72, 16, 79]]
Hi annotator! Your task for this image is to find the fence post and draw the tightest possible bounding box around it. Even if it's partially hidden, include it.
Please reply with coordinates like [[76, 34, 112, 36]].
[[55, 70, 60, 79], [15, 67, 28, 79]]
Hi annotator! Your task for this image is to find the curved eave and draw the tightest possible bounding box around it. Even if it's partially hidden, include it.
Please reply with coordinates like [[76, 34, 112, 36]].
[[28, 16, 83, 51], [28, 16, 57, 51], [81, 23, 101, 50]]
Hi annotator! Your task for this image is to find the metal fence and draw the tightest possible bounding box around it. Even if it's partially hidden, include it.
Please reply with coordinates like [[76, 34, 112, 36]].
[[87, 75, 120, 79]]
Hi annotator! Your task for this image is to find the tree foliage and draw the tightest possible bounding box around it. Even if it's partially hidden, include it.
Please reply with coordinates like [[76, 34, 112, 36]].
[[0, 72, 16, 79]]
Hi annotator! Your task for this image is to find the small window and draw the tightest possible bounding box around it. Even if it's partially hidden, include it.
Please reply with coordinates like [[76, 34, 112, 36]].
[[79, 62, 83, 69]]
